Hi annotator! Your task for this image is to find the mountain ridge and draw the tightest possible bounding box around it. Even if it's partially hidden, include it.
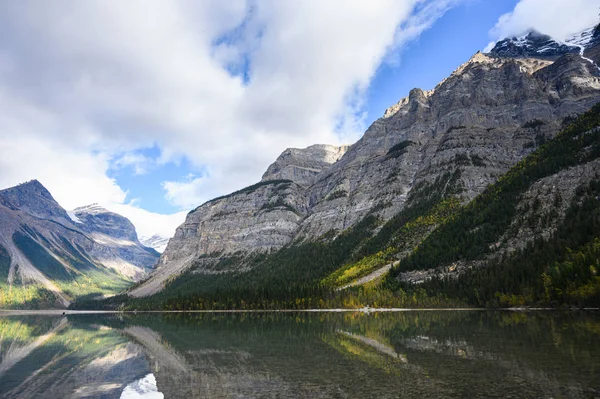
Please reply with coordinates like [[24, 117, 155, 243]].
[[0, 180, 159, 308], [129, 26, 600, 299]]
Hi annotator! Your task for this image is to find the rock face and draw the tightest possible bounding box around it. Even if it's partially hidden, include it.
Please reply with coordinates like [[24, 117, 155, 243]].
[[73, 204, 139, 241], [133, 27, 600, 297], [0, 180, 72, 224], [0, 180, 158, 307], [568, 25, 600, 66], [261, 144, 349, 186], [71, 203, 160, 276]]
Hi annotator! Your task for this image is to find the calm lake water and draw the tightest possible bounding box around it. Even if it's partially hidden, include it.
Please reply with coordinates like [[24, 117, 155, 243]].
[[0, 311, 599, 399]]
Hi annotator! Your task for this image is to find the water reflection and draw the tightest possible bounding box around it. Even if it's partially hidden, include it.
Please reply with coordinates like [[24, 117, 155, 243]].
[[0, 311, 599, 398], [121, 374, 163, 399]]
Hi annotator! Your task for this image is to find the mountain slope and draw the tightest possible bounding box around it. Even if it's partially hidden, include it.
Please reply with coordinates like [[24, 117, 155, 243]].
[[86, 101, 600, 311], [388, 103, 600, 307], [128, 26, 600, 300], [0, 181, 158, 308]]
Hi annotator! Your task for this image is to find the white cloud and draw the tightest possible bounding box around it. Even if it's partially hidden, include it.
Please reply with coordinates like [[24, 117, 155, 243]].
[[112, 153, 155, 176], [0, 0, 459, 236], [107, 204, 187, 240], [487, 0, 600, 47]]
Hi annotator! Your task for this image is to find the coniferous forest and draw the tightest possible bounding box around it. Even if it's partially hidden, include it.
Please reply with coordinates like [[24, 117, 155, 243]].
[[73, 104, 600, 311]]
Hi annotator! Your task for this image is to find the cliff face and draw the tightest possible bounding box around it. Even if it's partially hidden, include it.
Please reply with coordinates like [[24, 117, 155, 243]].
[[261, 144, 349, 186], [298, 52, 599, 238], [133, 28, 600, 297], [0, 181, 158, 308], [72, 204, 159, 274], [73, 204, 139, 241], [0, 180, 72, 224]]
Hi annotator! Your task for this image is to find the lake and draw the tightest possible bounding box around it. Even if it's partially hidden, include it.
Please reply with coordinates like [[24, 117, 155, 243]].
[[0, 310, 599, 398]]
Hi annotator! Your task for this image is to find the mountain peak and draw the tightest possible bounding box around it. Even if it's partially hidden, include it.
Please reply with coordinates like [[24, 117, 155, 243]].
[[1, 179, 52, 198], [261, 144, 349, 186], [487, 30, 579, 59], [73, 203, 110, 215], [73, 204, 140, 242], [565, 26, 600, 49], [0, 179, 69, 221]]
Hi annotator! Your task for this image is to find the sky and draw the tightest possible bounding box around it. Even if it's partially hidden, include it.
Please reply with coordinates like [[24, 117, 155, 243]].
[[0, 0, 598, 239]]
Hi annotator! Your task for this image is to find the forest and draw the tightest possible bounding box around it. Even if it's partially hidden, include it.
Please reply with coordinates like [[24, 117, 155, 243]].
[[73, 104, 600, 311]]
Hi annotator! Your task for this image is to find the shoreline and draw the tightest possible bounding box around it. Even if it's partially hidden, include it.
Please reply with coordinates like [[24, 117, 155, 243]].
[[1, 307, 598, 316]]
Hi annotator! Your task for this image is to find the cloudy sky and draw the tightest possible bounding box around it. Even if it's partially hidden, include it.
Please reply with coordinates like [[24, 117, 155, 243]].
[[0, 0, 598, 239]]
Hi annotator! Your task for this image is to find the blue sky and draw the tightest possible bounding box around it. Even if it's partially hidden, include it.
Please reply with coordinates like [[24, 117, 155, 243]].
[[365, 0, 519, 124], [1, 0, 597, 238]]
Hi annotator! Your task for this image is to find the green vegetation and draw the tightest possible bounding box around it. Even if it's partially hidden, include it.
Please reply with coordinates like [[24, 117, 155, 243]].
[[392, 104, 600, 275], [0, 243, 58, 309], [386, 140, 414, 158], [0, 243, 10, 284], [417, 179, 600, 307], [2, 230, 131, 308], [260, 198, 299, 214], [446, 125, 466, 134], [471, 154, 486, 167], [191, 179, 294, 212], [522, 119, 546, 129], [74, 104, 600, 311], [13, 231, 73, 281], [76, 212, 385, 310], [326, 189, 348, 201], [0, 317, 131, 398], [323, 198, 461, 288]]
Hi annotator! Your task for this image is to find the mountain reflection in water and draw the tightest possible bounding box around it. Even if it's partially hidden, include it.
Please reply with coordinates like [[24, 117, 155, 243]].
[[0, 311, 599, 398]]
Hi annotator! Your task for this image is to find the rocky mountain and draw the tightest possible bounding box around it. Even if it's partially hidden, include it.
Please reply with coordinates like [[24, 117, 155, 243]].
[[261, 144, 349, 186], [72, 204, 139, 241], [488, 30, 579, 59], [0, 180, 159, 308], [140, 235, 170, 253], [127, 25, 600, 300]]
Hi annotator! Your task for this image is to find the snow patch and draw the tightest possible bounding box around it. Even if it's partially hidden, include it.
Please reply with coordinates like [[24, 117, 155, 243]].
[[564, 27, 600, 72], [120, 373, 163, 399], [67, 210, 83, 224], [74, 203, 109, 215], [565, 27, 595, 48], [140, 235, 169, 253]]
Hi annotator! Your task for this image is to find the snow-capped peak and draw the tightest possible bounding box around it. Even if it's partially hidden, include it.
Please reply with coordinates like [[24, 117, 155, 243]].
[[487, 30, 579, 59], [139, 235, 170, 253], [565, 27, 596, 48], [73, 203, 109, 215]]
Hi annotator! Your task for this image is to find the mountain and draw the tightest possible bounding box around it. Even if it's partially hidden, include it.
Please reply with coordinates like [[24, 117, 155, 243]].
[[0, 181, 159, 308], [140, 235, 170, 253], [390, 104, 600, 306], [488, 30, 579, 59], [568, 25, 600, 67], [66, 27, 597, 311], [488, 25, 600, 68], [127, 26, 600, 301]]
